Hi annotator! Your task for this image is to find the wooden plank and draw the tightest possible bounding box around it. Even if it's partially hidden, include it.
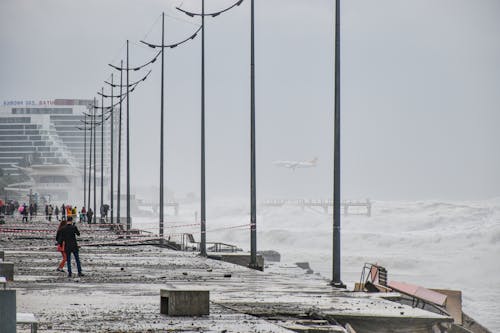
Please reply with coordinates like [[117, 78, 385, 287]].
[[388, 281, 447, 306]]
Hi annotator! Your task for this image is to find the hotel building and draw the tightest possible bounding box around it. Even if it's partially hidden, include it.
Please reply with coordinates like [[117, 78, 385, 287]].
[[0, 98, 113, 203]]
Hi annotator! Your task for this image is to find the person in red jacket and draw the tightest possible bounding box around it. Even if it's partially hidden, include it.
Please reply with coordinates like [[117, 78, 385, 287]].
[[55, 220, 67, 272], [59, 217, 84, 278]]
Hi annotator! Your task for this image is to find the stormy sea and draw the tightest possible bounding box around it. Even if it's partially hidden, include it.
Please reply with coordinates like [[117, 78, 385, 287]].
[[135, 198, 500, 331]]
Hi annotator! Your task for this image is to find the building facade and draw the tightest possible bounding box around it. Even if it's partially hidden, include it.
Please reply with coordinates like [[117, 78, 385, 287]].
[[0, 99, 113, 204]]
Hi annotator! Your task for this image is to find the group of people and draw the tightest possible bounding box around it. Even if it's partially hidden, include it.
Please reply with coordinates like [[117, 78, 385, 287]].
[[50, 203, 93, 224], [39, 203, 95, 224], [1, 199, 103, 225], [18, 203, 36, 222], [0, 199, 21, 216], [55, 216, 84, 278]]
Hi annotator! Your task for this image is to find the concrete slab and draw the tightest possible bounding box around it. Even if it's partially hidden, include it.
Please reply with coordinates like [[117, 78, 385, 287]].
[[0, 261, 14, 281], [208, 252, 264, 270], [160, 286, 209, 316], [0, 289, 16, 333]]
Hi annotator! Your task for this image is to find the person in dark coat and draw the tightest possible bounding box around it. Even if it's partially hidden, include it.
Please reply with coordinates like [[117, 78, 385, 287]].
[[87, 208, 93, 224], [21, 203, 28, 223], [60, 217, 84, 277], [61, 203, 66, 220]]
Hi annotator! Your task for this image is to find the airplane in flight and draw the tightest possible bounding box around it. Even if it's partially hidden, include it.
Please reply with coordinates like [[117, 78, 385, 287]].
[[272, 157, 318, 171]]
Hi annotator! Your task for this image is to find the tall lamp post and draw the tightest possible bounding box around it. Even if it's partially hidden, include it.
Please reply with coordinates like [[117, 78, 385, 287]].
[[249, 0, 257, 269], [87, 110, 93, 214], [100, 87, 105, 222], [141, 13, 201, 245], [331, 0, 345, 288], [81, 106, 103, 220], [109, 45, 158, 232], [93, 97, 97, 218], [77, 113, 90, 209], [105, 66, 152, 227], [78, 118, 99, 213], [177, 0, 243, 257]]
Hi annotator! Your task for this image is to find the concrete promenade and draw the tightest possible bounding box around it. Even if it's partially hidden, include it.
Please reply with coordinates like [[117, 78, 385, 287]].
[[1, 221, 452, 332]]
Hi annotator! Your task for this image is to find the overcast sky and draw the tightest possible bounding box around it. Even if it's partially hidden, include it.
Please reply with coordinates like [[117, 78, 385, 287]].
[[1, 0, 499, 201]]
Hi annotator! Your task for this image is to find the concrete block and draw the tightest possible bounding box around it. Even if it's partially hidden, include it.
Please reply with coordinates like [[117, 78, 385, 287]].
[[0, 290, 16, 333], [0, 262, 14, 281], [211, 253, 264, 271], [160, 287, 209, 316]]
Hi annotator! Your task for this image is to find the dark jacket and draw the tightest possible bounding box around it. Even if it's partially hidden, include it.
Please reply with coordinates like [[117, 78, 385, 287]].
[[60, 224, 80, 252]]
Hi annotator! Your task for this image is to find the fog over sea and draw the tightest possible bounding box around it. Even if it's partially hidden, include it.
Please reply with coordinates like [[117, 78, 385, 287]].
[[134, 197, 500, 331]]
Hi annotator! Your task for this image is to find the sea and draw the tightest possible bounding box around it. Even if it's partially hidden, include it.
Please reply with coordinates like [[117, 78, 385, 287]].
[[134, 197, 500, 331]]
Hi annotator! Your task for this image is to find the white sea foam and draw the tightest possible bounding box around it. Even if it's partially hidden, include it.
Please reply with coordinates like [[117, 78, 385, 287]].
[[134, 198, 500, 331]]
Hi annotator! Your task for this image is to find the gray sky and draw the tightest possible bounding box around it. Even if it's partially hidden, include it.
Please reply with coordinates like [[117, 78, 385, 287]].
[[1, 0, 499, 201]]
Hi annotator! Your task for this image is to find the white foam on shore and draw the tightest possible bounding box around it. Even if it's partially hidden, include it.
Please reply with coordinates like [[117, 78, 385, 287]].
[[133, 198, 500, 331]]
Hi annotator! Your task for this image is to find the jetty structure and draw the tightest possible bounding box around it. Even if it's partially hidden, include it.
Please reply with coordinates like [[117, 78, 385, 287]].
[[260, 199, 373, 216]]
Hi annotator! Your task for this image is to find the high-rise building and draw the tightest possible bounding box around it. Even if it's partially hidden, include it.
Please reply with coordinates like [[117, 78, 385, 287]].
[[0, 98, 112, 204]]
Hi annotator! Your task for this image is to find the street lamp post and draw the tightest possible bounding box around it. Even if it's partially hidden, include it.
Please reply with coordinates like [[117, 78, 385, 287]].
[[87, 110, 93, 216], [126, 40, 130, 233], [177, 0, 243, 258], [100, 87, 105, 223], [249, 0, 257, 269], [159, 13, 166, 245], [110, 74, 114, 224], [118, 64, 123, 226], [331, 0, 345, 288], [79, 117, 98, 218], [108, 57, 153, 229], [93, 97, 97, 219], [82, 116, 88, 209], [141, 13, 201, 246]]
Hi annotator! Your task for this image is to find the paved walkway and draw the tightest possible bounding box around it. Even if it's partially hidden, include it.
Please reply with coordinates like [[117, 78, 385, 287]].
[[2, 226, 451, 332]]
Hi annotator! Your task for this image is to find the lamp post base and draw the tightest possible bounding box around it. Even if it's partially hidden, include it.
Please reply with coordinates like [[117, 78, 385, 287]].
[[330, 280, 346, 289]]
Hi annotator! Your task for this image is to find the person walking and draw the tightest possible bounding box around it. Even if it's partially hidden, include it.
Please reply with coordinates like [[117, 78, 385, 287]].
[[86, 208, 93, 224], [29, 203, 35, 221], [81, 207, 86, 223], [21, 203, 28, 223], [61, 203, 66, 221], [55, 205, 60, 221], [60, 217, 84, 278], [48, 204, 53, 222], [55, 219, 67, 272]]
